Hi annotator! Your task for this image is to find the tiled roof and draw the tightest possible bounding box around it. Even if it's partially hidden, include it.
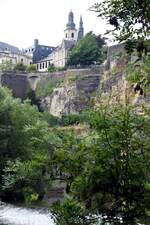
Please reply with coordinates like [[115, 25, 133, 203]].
[[0, 41, 20, 54], [62, 39, 76, 49]]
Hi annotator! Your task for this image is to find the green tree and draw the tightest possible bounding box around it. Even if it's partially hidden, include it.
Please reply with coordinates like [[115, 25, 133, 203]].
[[51, 103, 150, 224], [0, 87, 57, 203], [67, 32, 106, 66], [51, 197, 97, 225], [93, 0, 150, 43]]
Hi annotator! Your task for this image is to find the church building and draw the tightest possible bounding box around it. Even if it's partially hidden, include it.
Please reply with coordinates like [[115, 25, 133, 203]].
[[36, 11, 84, 71]]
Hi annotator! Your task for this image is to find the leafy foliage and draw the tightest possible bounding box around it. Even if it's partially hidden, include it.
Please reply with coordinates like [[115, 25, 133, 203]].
[[27, 64, 37, 72], [35, 78, 64, 97], [51, 102, 150, 224], [48, 64, 66, 73], [0, 61, 14, 71], [14, 62, 27, 71], [60, 113, 87, 126], [93, 0, 150, 42], [51, 197, 97, 225], [0, 87, 56, 203], [67, 32, 106, 66], [126, 54, 150, 95]]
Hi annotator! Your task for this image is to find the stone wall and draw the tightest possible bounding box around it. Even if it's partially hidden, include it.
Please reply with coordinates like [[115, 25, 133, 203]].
[[0, 71, 65, 99], [0, 71, 30, 99], [0, 69, 97, 100], [107, 44, 125, 69]]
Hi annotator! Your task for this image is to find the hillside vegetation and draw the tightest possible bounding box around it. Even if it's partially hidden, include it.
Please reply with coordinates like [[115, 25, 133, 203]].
[[0, 50, 150, 224]]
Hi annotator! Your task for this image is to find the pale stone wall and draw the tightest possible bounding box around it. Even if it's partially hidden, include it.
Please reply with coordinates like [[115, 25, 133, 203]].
[[36, 47, 68, 71], [0, 53, 16, 65], [64, 29, 78, 41], [0, 52, 32, 66], [15, 54, 32, 65], [51, 47, 67, 67]]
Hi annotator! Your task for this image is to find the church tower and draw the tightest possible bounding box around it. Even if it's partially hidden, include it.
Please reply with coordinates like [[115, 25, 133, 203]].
[[77, 16, 84, 40], [64, 11, 77, 41]]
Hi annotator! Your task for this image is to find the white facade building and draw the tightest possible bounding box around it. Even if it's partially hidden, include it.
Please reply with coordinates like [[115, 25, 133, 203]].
[[0, 51, 32, 69], [36, 11, 84, 72]]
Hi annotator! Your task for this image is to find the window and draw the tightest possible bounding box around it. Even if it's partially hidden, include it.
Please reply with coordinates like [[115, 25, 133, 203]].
[[40, 63, 42, 69], [45, 62, 47, 68], [66, 33, 68, 38], [21, 58, 23, 62], [43, 62, 45, 68], [71, 33, 74, 38]]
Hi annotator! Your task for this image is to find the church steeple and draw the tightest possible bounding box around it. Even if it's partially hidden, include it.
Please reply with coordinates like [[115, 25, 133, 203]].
[[64, 11, 77, 41], [78, 16, 84, 40], [66, 11, 76, 30]]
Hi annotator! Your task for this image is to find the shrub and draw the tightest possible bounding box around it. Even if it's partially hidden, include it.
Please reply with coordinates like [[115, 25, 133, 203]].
[[14, 62, 27, 71]]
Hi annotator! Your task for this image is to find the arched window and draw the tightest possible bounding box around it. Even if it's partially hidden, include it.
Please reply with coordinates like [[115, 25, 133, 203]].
[[71, 33, 74, 38]]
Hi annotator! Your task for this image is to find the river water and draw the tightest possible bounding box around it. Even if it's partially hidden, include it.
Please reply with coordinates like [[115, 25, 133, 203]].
[[0, 203, 149, 225], [0, 204, 54, 225]]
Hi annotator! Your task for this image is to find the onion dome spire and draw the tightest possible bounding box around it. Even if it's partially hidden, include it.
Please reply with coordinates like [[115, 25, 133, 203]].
[[66, 11, 76, 29]]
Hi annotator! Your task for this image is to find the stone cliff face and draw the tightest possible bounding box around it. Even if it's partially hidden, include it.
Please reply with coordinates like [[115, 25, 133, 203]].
[[40, 66, 127, 117], [41, 73, 101, 117], [41, 63, 149, 117], [0, 44, 149, 116]]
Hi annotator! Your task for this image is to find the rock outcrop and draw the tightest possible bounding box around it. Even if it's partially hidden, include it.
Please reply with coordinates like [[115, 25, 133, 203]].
[[41, 74, 101, 117]]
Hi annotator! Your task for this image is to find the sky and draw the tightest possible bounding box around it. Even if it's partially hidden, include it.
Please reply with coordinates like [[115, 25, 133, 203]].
[[0, 0, 109, 49]]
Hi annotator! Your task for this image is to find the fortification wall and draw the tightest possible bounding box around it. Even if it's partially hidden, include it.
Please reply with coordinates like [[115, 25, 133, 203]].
[[0, 71, 30, 99], [0, 68, 103, 100]]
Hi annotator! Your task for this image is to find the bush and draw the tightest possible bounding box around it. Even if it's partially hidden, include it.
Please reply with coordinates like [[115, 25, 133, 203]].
[[14, 63, 27, 71], [51, 197, 96, 225], [48, 64, 57, 73], [27, 64, 37, 72], [48, 65, 66, 73], [60, 114, 86, 126]]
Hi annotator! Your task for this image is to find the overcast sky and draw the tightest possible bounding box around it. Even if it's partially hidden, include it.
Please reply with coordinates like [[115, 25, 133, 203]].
[[0, 0, 109, 49]]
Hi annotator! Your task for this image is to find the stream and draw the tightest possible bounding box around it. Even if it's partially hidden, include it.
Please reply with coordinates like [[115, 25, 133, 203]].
[[0, 204, 54, 225], [0, 203, 149, 225]]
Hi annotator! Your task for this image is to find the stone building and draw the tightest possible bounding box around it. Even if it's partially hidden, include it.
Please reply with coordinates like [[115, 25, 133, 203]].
[[0, 42, 32, 68], [23, 39, 55, 63], [36, 11, 84, 71], [0, 51, 32, 65], [0, 41, 20, 54]]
